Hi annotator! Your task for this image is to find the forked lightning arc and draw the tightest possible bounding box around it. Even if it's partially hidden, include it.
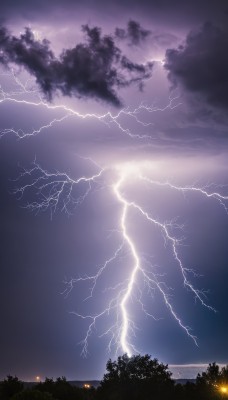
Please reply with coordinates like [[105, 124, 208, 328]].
[[1, 70, 228, 357]]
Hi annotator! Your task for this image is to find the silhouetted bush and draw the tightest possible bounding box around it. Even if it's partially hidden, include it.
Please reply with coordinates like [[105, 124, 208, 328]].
[[11, 389, 54, 400], [96, 353, 174, 400], [0, 376, 23, 400], [35, 377, 94, 400], [195, 362, 228, 400], [1, 359, 228, 400]]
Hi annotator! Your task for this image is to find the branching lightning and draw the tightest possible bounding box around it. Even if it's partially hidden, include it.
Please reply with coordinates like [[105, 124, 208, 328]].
[[1, 68, 228, 357], [0, 69, 180, 140], [13, 159, 228, 356]]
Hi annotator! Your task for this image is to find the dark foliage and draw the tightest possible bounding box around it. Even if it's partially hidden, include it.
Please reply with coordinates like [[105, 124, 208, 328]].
[[174, 382, 200, 400], [195, 362, 228, 400], [35, 377, 94, 400], [96, 353, 174, 400], [11, 390, 54, 400], [1, 360, 228, 400], [0, 376, 24, 400]]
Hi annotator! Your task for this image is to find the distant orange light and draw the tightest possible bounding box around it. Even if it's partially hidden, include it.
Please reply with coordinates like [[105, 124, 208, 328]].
[[36, 376, 40, 381], [83, 383, 91, 389], [220, 386, 228, 394]]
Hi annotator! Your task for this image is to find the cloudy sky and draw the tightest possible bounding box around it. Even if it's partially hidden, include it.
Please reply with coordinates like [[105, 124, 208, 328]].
[[0, 0, 228, 381]]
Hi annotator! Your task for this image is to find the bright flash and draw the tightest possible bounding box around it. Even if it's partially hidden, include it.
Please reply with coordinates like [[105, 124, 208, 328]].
[[115, 162, 140, 178], [220, 386, 228, 394]]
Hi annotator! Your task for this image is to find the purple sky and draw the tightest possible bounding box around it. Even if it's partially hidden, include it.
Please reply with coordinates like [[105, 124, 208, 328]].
[[0, 0, 228, 381]]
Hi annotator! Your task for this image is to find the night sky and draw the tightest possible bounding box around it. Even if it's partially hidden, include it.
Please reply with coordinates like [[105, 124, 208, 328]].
[[1, 0, 228, 382]]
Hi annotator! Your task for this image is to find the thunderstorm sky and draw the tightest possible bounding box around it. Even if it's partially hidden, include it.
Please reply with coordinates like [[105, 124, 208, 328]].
[[1, 0, 228, 381]]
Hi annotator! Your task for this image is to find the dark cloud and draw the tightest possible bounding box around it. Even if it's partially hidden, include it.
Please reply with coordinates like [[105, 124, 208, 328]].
[[165, 22, 228, 111], [0, 25, 153, 106], [115, 20, 150, 45], [0, 26, 56, 96], [115, 20, 179, 50]]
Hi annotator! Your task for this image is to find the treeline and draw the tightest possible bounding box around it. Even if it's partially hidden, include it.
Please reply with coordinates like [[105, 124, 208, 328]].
[[1, 354, 228, 400]]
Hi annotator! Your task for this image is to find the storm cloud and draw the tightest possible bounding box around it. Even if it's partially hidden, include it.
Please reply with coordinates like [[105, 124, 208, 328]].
[[115, 20, 151, 45], [165, 22, 228, 111], [0, 24, 153, 106]]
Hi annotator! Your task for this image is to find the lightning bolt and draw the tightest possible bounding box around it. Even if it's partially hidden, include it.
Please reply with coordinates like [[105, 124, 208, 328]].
[[0, 68, 180, 140], [1, 68, 228, 357], [13, 159, 228, 357], [113, 173, 141, 355]]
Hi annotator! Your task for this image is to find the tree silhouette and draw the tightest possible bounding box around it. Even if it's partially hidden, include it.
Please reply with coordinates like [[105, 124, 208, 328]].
[[196, 362, 228, 400], [11, 390, 55, 400], [0, 376, 23, 400], [196, 362, 220, 386], [35, 377, 91, 400], [97, 354, 174, 400], [174, 381, 198, 400]]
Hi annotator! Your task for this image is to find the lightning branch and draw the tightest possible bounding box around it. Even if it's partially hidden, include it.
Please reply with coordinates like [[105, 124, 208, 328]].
[[1, 69, 228, 357]]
